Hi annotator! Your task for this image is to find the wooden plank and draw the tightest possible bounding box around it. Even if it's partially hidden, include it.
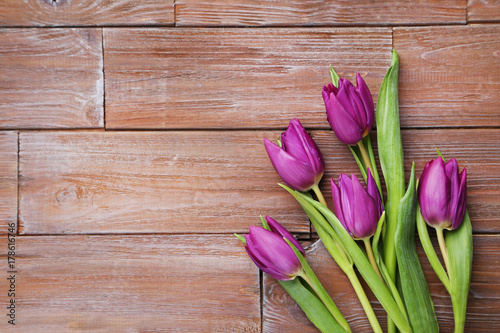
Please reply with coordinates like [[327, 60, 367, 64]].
[[0, 0, 174, 26], [0, 132, 17, 235], [468, 0, 500, 22], [0, 235, 260, 332], [264, 235, 500, 332], [316, 128, 500, 234], [394, 25, 500, 128], [18, 131, 311, 235], [0, 29, 103, 129], [176, 0, 466, 26], [104, 28, 392, 129], [19, 129, 500, 234]]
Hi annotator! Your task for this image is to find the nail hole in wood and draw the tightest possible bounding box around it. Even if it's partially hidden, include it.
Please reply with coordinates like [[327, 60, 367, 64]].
[[42, 0, 67, 7]]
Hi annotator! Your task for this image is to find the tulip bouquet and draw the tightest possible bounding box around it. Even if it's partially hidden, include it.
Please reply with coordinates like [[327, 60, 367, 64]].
[[237, 50, 472, 333]]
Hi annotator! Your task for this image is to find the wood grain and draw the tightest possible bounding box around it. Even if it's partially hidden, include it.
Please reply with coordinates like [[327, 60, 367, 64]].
[[0, 0, 174, 26], [0, 132, 17, 235], [103, 27, 392, 129], [0, 29, 103, 129], [176, 0, 466, 26], [468, 0, 500, 22], [394, 25, 500, 128], [264, 235, 500, 332], [19, 129, 500, 235], [18, 131, 311, 235], [0, 235, 260, 332]]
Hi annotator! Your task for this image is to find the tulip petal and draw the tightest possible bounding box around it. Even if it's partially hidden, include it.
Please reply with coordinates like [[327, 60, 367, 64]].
[[445, 158, 459, 224], [266, 216, 305, 254], [418, 157, 450, 228], [281, 119, 325, 179], [248, 226, 302, 277], [339, 174, 355, 230], [451, 168, 467, 230], [355, 73, 375, 130], [324, 91, 363, 145], [280, 119, 310, 165], [331, 178, 347, 230], [366, 169, 383, 216], [342, 78, 367, 129], [323, 83, 338, 96], [245, 244, 290, 280], [264, 138, 316, 191], [351, 174, 378, 239]]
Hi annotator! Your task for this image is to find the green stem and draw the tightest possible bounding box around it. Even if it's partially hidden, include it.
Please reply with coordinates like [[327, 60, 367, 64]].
[[364, 238, 383, 281], [311, 184, 328, 207], [357, 140, 375, 179], [345, 268, 383, 333], [314, 224, 380, 333], [285, 239, 351, 333], [299, 271, 351, 332], [436, 227, 450, 276], [416, 206, 451, 293]]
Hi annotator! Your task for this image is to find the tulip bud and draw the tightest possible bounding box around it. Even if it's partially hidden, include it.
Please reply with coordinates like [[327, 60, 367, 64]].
[[322, 73, 375, 145], [418, 157, 467, 230], [264, 118, 325, 192], [244, 217, 305, 281], [331, 170, 383, 239]]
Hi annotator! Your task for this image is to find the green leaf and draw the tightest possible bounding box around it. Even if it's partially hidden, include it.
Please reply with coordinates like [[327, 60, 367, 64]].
[[395, 163, 439, 332], [278, 278, 347, 333], [376, 50, 406, 286], [278, 184, 350, 263], [446, 211, 473, 333], [330, 65, 340, 88], [364, 134, 383, 198], [416, 205, 451, 292], [260, 215, 270, 230], [348, 135, 383, 200], [349, 145, 368, 182], [284, 187, 413, 333], [285, 239, 351, 332], [372, 211, 386, 263], [282, 185, 382, 333], [435, 148, 446, 162], [234, 233, 246, 244]]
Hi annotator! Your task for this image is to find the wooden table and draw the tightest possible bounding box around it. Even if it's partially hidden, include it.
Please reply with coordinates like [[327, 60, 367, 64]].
[[0, 1, 499, 332]]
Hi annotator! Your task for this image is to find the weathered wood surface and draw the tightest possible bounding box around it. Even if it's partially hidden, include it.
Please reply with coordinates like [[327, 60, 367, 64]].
[[104, 26, 500, 130], [394, 25, 500, 128], [264, 235, 500, 332], [18, 131, 311, 235], [0, 0, 174, 26], [176, 0, 466, 26], [468, 0, 500, 22], [104, 28, 392, 129], [0, 2, 499, 332], [19, 129, 500, 235], [0, 132, 17, 235], [0, 29, 103, 129], [0, 235, 260, 332]]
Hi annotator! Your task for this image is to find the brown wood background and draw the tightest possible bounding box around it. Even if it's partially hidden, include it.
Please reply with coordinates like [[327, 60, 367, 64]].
[[0, 1, 499, 332]]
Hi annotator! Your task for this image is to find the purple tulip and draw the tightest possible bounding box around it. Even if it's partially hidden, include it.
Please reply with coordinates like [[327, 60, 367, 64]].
[[418, 157, 467, 230], [331, 170, 383, 239], [264, 118, 325, 192], [244, 216, 305, 281], [322, 74, 375, 145]]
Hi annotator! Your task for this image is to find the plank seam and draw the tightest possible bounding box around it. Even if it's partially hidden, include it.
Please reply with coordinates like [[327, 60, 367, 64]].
[[0, 23, 472, 29], [9, 126, 500, 133], [102, 28, 106, 130], [174, 0, 177, 27], [16, 131, 20, 236]]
